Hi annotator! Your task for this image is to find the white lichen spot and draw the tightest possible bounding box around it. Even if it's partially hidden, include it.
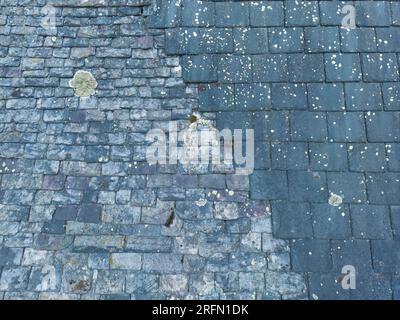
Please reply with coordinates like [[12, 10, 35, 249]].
[[195, 198, 207, 207], [328, 193, 343, 207], [69, 70, 97, 98]]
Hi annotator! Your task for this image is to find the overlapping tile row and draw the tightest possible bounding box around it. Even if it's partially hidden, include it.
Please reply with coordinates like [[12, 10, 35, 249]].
[[0, 0, 301, 300], [157, 0, 400, 300], [0, 0, 399, 300]]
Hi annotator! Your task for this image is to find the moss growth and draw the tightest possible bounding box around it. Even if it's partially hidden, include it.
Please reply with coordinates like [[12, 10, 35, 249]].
[[69, 70, 97, 97], [109, 255, 113, 267], [189, 115, 198, 124]]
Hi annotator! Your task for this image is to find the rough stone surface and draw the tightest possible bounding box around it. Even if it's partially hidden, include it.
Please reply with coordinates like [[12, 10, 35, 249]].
[[0, 0, 399, 300]]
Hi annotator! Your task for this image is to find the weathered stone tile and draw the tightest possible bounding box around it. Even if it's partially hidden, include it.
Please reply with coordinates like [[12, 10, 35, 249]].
[[22, 248, 54, 266], [77, 204, 102, 224], [199, 234, 239, 258], [312, 204, 351, 239], [272, 201, 313, 239], [142, 253, 183, 273], [1, 0, 398, 300], [126, 272, 159, 294], [103, 205, 141, 225], [73, 236, 125, 252], [371, 240, 400, 272], [160, 274, 188, 294], [110, 253, 142, 270], [214, 202, 239, 220], [356, 1, 391, 26], [265, 271, 307, 297], [215, 2, 249, 27], [250, 170, 288, 200], [34, 234, 74, 251], [291, 240, 332, 272], [327, 172, 367, 204], [0, 247, 23, 267], [95, 270, 125, 295], [351, 205, 391, 239], [175, 201, 213, 220], [0, 267, 30, 291], [28, 265, 62, 292], [250, 1, 284, 27], [62, 161, 101, 176], [126, 236, 172, 253], [88, 253, 110, 270], [53, 206, 78, 221], [285, 0, 319, 26], [229, 252, 267, 272]]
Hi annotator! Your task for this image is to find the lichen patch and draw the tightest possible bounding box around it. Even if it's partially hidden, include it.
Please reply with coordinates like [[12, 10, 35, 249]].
[[69, 70, 97, 98], [328, 193, 343, 207]]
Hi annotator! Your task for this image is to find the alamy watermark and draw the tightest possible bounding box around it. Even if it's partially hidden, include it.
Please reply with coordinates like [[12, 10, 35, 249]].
[[40, 4, 56, 31], [146, 121, 255, 175], [342, 4, 356, 29], [341, 265, 356, 290]]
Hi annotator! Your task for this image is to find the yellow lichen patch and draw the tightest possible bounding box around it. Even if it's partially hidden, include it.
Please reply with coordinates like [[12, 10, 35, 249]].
[[69, 70, 97, 97]]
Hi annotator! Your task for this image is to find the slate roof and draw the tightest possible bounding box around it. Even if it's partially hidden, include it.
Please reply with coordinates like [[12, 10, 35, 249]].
[[0, 0, 399, 300]]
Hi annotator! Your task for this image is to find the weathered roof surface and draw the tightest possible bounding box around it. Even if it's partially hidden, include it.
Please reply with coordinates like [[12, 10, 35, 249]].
[[0, 0, 399, 300]]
